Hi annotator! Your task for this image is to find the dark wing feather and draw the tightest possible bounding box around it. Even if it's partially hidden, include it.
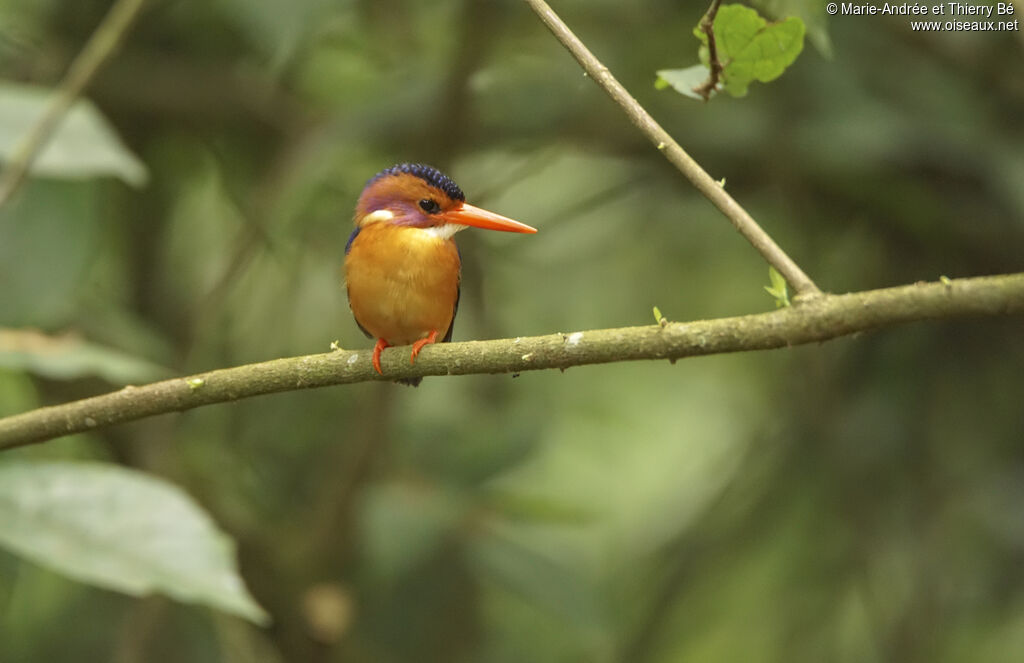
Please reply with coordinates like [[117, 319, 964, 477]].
[[441, 244, 461, 343], [344, 226, 360, 255], [442, 282, 460, 343]]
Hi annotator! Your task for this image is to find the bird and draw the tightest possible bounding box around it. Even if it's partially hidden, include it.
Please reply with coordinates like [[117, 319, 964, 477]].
[[344, 163, 537, 386]]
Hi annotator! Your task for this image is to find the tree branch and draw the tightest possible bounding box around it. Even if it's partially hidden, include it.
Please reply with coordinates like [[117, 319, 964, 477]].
[[0, 0, 147, 208], [692, 0, 724, 101], [521, 0, 821, 297], [1, 274, 1021, 451]]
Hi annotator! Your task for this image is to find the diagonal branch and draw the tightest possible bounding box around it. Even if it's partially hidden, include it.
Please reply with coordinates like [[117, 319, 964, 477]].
[[1, 274, 1021, 451], [522, 0, 821, 297], [0, 0, 147, 209]]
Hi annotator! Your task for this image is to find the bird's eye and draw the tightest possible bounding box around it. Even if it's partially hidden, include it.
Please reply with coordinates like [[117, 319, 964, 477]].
[[418, 198, 441, 214]]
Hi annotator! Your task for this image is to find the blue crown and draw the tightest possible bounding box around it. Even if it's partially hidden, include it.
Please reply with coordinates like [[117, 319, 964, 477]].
[[371, 163, 465, 201]]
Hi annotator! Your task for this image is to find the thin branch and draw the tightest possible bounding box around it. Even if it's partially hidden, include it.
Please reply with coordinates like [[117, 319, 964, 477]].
[[693, 0, 724, 101], [522, 0, 821, 297], [1, 274, 1021, 451], [0, 0, 147, 208]]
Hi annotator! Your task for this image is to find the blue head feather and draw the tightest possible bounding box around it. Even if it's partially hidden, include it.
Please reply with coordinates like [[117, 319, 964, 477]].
[[368, 163, 465, 202]]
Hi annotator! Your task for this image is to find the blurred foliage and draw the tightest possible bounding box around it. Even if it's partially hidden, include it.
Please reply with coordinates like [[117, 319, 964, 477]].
[[1, 0, 1023, 662], [0, 81, 148, 184], [0, 461, 267, 624], [0, 328, 168, 382]]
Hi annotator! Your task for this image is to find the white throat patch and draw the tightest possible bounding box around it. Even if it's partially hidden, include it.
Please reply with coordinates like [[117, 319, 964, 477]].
[[422, 224, 467, 240], [364, 208, 465, 240], [362, 209, 395, 224]]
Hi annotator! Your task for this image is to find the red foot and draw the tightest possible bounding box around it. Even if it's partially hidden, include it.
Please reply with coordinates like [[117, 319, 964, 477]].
[[371, 338, 390, 375], [409, 330, 439, 365]]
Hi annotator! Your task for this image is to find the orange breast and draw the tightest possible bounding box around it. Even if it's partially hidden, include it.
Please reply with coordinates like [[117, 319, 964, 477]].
[[344, 223, 461, 346]]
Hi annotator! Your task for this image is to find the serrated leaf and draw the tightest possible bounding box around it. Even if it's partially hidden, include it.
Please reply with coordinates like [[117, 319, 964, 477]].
[[0, 328, 170, 384], [655, 65, 711, 99], [696, 4, 805, 97], [0, 81, 148, 186], [0, 461, 268, 624]]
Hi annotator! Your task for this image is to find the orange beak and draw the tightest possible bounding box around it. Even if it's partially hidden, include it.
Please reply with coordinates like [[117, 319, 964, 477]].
[[441, 202, 537, 233]]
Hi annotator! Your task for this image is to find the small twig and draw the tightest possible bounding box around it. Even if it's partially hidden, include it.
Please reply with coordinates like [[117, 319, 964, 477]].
[[693, 0, 724, 101], [0, 0, 147, 209], [1, 273, 1021, 451], [522, 0, 821, 297]]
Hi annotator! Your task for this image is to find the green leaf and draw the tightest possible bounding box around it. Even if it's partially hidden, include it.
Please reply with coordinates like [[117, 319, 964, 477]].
[[753, 0, 833, 58], [0, 328, 170, 384], [763, 266, 790, 308], [0, 81, 148, 186], [696, 4, 805, 97], [0, 461, 268, 624], [655, 65, 711, 100]]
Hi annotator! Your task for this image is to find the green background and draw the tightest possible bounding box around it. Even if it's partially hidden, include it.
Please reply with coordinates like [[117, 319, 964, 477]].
[[1, 1, 1023, 661]]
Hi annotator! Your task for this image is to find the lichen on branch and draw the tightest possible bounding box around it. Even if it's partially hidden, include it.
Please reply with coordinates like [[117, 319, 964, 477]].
[[1, 274, 1022, 451]]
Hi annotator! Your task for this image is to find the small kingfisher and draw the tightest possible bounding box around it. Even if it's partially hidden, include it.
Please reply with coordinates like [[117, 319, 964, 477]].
[[344, 163, 537, 385]]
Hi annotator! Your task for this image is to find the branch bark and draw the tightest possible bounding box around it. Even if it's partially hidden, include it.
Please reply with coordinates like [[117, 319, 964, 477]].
[[1, 274, 1021, 451], [692, 0, 724, 101], [522, 0, 820, 297]]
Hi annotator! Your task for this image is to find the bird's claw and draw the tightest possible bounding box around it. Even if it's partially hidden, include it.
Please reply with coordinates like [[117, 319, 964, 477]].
[[409, 330, 439, 364], [371, 338, 389, 375]]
